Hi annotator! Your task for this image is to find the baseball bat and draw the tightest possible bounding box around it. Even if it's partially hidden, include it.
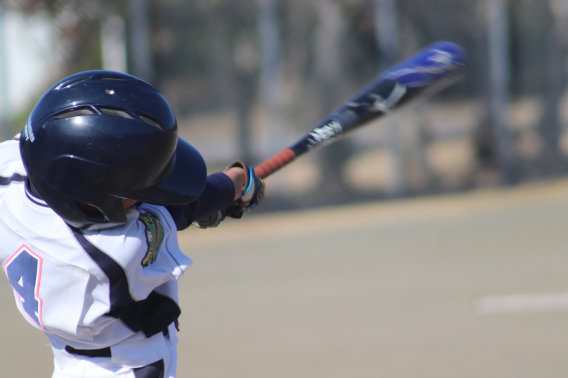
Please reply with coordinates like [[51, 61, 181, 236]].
[[254, 41, 467, 179]]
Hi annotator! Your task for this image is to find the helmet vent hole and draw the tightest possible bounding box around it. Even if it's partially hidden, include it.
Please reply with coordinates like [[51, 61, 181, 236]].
[[139, 115, 162, 129], [99, 107, 133, 119], [57, 78, 89, 89], [56, 107, 96, 119], [100, 77, 126, 81]]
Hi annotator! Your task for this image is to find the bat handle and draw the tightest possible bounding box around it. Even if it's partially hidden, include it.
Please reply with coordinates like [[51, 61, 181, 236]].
[[254, 149, 296, 179]]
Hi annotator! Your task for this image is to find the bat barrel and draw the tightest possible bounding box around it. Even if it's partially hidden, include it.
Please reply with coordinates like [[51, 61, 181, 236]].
[[253, 41, 467, 179], [384, 41, 467, 89]]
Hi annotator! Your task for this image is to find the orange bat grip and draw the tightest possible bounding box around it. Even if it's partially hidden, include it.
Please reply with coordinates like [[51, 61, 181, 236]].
[[254, 149, 296, 179]]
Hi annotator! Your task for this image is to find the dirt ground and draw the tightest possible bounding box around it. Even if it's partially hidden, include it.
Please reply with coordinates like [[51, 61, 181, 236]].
[[3, 178, 568, 377]]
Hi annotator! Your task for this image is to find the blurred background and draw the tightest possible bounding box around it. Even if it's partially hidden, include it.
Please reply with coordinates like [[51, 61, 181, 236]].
[[4, 1, 568, 377], [3, 0, 568, 209]]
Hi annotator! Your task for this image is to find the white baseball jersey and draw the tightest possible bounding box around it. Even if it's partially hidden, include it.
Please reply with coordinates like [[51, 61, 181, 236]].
[[0, 139, 192, 375]]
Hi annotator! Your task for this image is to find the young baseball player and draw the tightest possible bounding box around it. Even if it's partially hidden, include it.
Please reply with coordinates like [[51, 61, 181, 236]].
[[0, 70, 265, 377]]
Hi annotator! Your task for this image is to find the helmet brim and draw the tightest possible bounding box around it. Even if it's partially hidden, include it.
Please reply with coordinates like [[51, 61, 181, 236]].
[[127, 138, 207, 205]]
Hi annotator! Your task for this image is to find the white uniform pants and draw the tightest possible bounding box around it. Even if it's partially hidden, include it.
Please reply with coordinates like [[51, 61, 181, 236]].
[[50, 335, 178, 378]]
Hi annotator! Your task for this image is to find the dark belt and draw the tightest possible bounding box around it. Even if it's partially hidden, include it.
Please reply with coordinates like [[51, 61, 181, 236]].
[[66, 327, 170, 358], [65, 345, 111, 358]]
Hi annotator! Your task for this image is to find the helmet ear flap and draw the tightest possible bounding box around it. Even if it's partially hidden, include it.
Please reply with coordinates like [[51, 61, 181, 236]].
[[36, 180, 127, 230]]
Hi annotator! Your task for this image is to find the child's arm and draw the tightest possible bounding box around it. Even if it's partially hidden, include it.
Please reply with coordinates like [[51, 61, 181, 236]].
[[165, 163, 264, 230]]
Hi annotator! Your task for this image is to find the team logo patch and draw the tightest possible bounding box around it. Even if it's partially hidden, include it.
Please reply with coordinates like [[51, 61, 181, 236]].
[[139, 212, 164, 267]]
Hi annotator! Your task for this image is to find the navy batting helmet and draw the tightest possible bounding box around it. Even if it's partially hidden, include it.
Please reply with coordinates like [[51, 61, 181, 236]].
[[20, 70, 207, 230]]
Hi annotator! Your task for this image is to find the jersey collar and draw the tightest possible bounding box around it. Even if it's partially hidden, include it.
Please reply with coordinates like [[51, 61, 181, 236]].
[[25, 179, 49, 207]]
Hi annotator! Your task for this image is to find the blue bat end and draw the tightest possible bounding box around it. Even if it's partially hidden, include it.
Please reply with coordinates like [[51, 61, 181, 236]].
[[384, 41, 467, 88]]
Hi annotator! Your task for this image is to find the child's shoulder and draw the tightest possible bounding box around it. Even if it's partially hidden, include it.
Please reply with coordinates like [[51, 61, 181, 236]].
[[0, 139, 26, 178]]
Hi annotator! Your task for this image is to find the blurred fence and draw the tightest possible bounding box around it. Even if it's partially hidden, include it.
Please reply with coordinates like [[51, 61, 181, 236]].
[[5, 0, 568, 210]]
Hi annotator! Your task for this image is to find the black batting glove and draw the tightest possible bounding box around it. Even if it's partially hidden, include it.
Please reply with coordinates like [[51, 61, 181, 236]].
[[225, 162, 265, 219], [192, 210, 225, 229]]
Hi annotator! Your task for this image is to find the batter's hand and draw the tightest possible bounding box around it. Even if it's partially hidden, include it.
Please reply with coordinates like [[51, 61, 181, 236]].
[[192, 210, 224, 229], [224, 161, 265, 219]]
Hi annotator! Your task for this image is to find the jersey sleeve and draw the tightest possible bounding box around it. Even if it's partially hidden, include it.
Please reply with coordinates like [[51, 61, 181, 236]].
[[82, 205, 190, 302], [77, 205, 190, 338], [166, 171, 235, 230]]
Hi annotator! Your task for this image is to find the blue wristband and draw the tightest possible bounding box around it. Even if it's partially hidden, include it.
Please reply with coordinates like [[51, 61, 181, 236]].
[[242, 166, 254, 196]]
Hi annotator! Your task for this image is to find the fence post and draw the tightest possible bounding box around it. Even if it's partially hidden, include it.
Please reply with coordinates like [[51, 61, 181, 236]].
[[128, 0, 152, 83], [374, 0, 406, 197], [259, 0, 283, 158], [487, 0, 516, 183], [0, 5, 11, 141]]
